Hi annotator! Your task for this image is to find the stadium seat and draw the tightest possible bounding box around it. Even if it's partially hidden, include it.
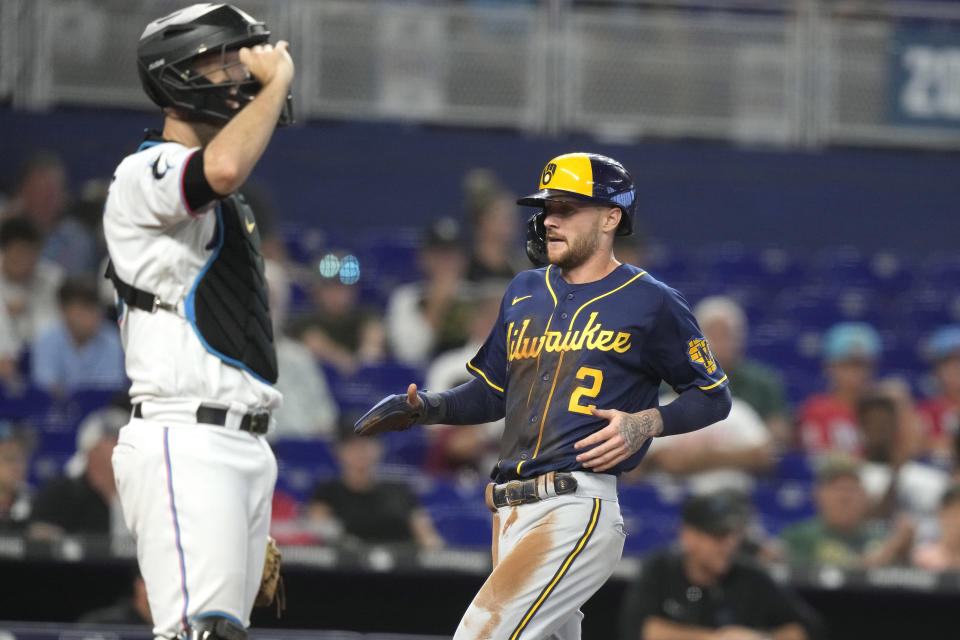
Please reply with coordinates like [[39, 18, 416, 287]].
[[752, 480, 816, 535], [618, 481, 686, 554], [430, 504, 494, 548], [272, 437, 338, 502], [774, 451, 815, 482]]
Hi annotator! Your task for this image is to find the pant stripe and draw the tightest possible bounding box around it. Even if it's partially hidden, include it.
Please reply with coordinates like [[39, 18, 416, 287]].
[[509, 498, 601, 640], [163, 427, 190, 635]]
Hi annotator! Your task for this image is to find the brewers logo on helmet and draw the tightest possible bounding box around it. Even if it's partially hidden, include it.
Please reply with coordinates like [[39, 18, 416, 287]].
[[136, 3, 293, 126], [518, 152, 637, 265]]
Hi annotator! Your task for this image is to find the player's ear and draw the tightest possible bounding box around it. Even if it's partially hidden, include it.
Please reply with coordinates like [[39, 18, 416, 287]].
[[602, 207, 621, 233]]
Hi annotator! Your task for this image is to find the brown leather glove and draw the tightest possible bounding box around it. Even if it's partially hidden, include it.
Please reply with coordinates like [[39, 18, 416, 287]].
[[254, 536, 285, 617]]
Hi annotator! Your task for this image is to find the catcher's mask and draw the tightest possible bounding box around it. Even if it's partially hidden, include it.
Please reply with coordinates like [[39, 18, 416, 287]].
[[137, 3, 293, 127], [518, 152, 636, 266]]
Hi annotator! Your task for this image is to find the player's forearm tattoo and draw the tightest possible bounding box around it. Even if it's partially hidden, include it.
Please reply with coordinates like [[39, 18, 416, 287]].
[[618, 410, 664, 454]]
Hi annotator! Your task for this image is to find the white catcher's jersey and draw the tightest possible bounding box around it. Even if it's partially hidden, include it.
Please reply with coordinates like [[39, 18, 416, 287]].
[[103, 140, 281, 412]]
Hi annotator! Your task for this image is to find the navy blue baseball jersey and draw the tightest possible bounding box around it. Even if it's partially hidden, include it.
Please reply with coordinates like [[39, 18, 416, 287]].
[[468, 263, 727, 482]]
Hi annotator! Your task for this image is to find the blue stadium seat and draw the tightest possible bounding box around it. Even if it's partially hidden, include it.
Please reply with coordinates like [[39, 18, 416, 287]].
[[774, 451, 815, 482], [431, 505, 494, 548], [0, 384, 51, 422], [622, 508, 681, 555], [752, 480, 816, 535], [642, 243, 691, 283], [920, 253, 960, 290], [271, 437, 337, 469], [271, 437, 339, 501], [331, 361, 425, 415], [618, 482, 686, 554], [380, 428, 430, 467]]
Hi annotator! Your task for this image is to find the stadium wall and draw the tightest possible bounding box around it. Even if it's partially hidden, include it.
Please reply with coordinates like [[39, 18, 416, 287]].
[[2, 106, 956, 254]]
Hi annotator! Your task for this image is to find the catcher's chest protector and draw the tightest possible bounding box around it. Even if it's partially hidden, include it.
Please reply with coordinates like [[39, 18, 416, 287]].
[[188, 193, 278, 383]]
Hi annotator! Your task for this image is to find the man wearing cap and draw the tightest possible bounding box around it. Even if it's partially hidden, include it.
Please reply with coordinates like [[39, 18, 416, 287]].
[[306, 419, 443, 549], [385, 217, 472, 366], [286, 250, 386, 377], [778, 454, 914, 568], [28, 406, 129, 542], [917, 325, 960, 460], [619, 491, 818, 640]]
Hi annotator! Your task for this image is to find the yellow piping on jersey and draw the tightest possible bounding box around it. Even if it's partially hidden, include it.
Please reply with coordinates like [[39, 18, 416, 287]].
[[528, 350, 565, 467], [544, 265, 558, 307], [567, 271, 646, 331], [699, 374, 728, 391], [509, 498, 601, 640], [468, 362, 504, 393], [528, 265, 560, 406]]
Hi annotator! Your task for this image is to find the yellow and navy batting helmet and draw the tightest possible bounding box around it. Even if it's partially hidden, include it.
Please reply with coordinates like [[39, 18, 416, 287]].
[[518, 153, 636, 266], [517, 152, 637, 236]]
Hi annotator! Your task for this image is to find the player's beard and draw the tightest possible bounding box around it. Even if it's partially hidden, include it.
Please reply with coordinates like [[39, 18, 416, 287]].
[[549, 222, 602, 271]]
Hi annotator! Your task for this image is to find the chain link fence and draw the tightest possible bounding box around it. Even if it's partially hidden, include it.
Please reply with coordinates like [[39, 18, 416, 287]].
[[563, 7, 800, 143], [299, 1, 545, 128], [4, 0, 960, 149]]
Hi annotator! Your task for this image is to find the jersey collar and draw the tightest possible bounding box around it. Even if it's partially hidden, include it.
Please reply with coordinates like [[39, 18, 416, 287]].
[[137, 128, 167, 152]]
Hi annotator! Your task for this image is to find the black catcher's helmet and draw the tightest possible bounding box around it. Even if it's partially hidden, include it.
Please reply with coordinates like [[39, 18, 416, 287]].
[[137, 3, 293, 126]]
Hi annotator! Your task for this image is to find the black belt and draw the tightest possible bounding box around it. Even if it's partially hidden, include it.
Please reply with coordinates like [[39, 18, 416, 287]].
[[486, 471, 578, 510], [132, 404, 270, 435]]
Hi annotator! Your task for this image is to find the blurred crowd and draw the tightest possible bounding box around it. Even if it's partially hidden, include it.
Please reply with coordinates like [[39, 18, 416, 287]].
[[1, 149, 960, 635]]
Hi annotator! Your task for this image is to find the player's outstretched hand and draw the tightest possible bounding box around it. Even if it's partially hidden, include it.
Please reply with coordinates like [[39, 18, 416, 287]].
[[574, 407, 664, 472], [239, 41, 294, 88], [353, 383, 424, 436]]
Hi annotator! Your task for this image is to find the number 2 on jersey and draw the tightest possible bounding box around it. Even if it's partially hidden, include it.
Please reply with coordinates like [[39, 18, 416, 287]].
[[568, 366, 603, 414]]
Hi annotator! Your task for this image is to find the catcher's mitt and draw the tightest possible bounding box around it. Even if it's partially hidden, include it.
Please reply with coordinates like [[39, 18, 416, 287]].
[[353, 393, 424, 436], [255, 536, 285, 617]]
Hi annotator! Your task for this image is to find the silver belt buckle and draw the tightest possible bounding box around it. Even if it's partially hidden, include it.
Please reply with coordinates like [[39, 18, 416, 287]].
[[504, 480, 525, 506]]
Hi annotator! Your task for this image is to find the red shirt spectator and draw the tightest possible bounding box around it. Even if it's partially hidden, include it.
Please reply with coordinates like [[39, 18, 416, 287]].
[[918, 326, 960, 461], [799, 393, 862, 454], [798, 322, 880, 455]]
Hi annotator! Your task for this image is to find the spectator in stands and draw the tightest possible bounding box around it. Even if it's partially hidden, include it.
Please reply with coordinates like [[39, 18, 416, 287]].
[[619, 490, 819, 640], [386, 217, 472, 366], [3, 151, 96, 273], [30, 277, 127, 397], [858, 391, 948, 529], [693, 296, 791, 446], [637, 396, 774, 495], [71, 178, 112, 271], [264, 254, 339, 439], [777, 454, 914, 567], [912, 483, 960, 571], [798, 321, 924, 459], [307, 420, 443, 549], [77, 569, 152, 626], [424, 282, 507, 479], [272, 329, 339, 440], [797, 321, 879, 454], [27, 406, 128, 542], [287, 251, 386, 376], [0, 420, 34, 532], [0, 305, 18, 386], [918, 325, 960, 464], [462, 168, 525, 281], [0, 216, 63, 360]]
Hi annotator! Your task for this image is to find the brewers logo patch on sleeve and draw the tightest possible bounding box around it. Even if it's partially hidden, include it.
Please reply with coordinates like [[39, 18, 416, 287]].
[[687, 338, 718, 374]]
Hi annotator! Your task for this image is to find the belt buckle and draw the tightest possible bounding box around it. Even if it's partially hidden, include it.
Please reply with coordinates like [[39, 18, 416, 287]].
[[248, 411, 270, 434], [504, 480, 525, 506]]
